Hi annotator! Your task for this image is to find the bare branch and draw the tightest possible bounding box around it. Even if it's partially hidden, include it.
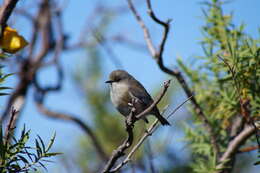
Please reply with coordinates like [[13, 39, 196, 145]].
[[216, 123, 260, 172], [1, 2, 110, 165], [126, 0, 157, 57], [35, 102, 108, 162], [110, 95, 193, 172], [102, 109, 135, 173], [0, 0, 20, 29], [146, 0, 172, 58]]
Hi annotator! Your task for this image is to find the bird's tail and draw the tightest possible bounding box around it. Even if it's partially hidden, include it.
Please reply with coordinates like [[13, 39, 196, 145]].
[[153, 108, 170, 126], [156, 114, 170, 126]]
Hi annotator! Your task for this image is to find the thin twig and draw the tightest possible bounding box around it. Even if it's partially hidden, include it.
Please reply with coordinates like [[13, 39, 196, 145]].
[[146, 0, 172, 58], [238, 145, 260, 153], [4, 107, 18, 145], [126, 0, 157, 57]]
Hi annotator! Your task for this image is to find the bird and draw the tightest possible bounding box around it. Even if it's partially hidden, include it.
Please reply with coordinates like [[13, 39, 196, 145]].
[[105, 70, 170, 126]]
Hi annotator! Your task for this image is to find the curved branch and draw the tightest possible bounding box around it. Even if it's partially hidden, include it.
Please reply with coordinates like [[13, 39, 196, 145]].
[[35, 102, 108, 162], [126, 0, 156, 57], [0, 0, 19, 28], [217, 123, 259, 172]]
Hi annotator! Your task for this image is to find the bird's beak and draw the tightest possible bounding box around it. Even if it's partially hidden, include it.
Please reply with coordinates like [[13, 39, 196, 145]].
[[105, 80, 113, 84]]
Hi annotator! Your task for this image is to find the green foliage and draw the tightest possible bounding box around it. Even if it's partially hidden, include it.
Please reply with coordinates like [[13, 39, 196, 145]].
[[0, 125, 61, 172], [192, 153, 219, 173], [0, 64, 12, 96], [177, 0, 260, 171], [254, 150, 260, 165], [0, 25, 12, 96]]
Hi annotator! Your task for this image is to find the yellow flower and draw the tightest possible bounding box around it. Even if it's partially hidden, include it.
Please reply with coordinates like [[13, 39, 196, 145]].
[[242, 88, 248, 99], [0, 26, 28, 54]]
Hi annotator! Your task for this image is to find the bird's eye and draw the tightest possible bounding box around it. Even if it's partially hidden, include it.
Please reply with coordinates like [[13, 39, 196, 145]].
[[115, 78, 121, 82]]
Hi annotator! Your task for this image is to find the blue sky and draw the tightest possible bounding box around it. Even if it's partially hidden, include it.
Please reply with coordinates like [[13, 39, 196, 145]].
[[1, 0, 260, 172]]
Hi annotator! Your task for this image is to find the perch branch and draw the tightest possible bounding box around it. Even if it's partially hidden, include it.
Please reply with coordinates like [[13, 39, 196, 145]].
[[110, 95, 193, 172]]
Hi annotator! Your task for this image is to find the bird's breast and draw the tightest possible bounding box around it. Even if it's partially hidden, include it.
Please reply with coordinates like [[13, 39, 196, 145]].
[[110, 82, 129, 107]]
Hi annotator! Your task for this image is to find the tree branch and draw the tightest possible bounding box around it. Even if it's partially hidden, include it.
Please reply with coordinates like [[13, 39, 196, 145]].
[[126, 0, 157, 57], [0, 0, 19, 29], [146, 0, 171, 58], [35, 101, 108, 162], [216, 123, 260, 172], [110, 95, 193, 172]]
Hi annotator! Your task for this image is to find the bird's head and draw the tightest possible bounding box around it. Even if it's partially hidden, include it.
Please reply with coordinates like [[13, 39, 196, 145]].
[[105, 70, 131, 84]]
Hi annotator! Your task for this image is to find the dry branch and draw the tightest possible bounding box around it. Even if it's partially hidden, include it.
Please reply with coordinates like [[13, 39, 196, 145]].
[[216, 123, 260, 172], [110, 95, 193, 172], [35, 102, 108, 162], [0, 0, 20, 29]]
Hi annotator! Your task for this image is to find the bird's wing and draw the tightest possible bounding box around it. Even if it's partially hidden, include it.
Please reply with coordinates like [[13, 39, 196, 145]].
[[128, 79, 153, 106]]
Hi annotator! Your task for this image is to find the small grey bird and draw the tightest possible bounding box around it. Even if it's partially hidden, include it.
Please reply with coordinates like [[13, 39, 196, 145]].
[[106, 70, 170, 126]]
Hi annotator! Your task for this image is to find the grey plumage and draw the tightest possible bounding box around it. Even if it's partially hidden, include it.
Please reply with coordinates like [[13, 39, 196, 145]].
[[106, 70, 170, 126]]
